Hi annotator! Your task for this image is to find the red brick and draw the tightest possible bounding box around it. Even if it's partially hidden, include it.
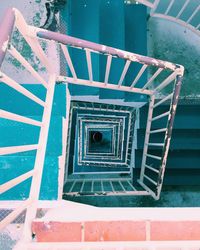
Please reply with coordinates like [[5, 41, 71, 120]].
[[84, 221, 146, 241], [32, 221, 82, 242], [151, 221, 200, 241]]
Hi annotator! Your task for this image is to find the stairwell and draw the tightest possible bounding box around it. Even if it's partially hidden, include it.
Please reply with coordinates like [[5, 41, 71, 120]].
[[0, 1, 200, 249]]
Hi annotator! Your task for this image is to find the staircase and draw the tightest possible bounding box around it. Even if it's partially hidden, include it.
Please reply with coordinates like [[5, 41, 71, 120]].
[[64, 0, 148, 103], [2, 4, 200, 250], [137, 100, 200, 186]]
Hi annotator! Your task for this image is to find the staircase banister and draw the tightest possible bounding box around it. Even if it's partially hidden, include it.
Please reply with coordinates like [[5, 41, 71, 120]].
[[36, 28, 178, 72]]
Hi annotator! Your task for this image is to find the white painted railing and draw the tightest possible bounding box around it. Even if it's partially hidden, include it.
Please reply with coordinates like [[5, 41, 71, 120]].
[[0, 8, 57, 239], [137, 0, 200, 36], [0, 7, 184, 244]]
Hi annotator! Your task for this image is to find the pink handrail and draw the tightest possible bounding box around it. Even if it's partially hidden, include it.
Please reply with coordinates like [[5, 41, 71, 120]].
[[37, 29, 178, 72]]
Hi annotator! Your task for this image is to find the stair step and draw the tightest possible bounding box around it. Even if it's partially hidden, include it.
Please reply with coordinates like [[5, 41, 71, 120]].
[[135, 150, 200, 169], [164, 169, 200, 185], [0, 84, 66, 115], [139, 104, 200, 129], [138, 129, 200, 150], [69, 85, 99, 96], [99, 87, 125, 100]]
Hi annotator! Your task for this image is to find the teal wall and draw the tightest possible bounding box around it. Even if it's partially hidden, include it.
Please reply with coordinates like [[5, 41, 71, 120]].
[[0, 84, 66, 200], [64, 0, 147, 101], [0, 0, 147, 200]]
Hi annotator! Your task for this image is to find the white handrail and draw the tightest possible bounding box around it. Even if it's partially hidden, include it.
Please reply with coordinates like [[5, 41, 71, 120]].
[[22, 74, 56, 241], [0, 109, 42, 126], [0, 170, 35, 194], [0, 144, 38, 156], [0, 72, 45, 106], [0, 199, 33, 231]]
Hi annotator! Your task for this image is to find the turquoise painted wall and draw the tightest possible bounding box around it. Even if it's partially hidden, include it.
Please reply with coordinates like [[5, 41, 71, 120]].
[[0, 0, 147, 200], [0, 84, 66, 200], [64, 0, 147, 101]]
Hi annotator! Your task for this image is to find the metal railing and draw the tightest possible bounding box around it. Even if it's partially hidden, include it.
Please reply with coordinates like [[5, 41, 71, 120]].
[[0, 8, 56, 241], [71, 102, 134, 168], [63, 178, 149, 197], [137, 0, 200, 37], [0, 7, 184, 243]]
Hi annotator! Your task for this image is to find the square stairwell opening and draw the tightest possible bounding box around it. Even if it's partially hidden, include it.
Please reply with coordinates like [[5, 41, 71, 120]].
[[88, 130, 113, 154], [60, 66, 182, 202], [51, 24, 183, 202], [61, 91, 171, 203], [62, 99, 141, 198]]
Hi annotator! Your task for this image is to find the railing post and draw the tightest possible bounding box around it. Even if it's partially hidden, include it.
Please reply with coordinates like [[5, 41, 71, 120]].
[[21, 74, 56, 242], [150, 0, 160, 15], [58, 85, 71, 199], [139, 94, 155, 182]]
